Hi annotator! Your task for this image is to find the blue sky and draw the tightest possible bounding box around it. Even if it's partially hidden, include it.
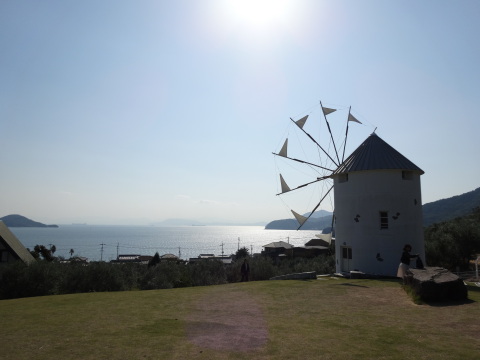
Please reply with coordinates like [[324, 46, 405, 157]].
[[1, 0, 479, 225]]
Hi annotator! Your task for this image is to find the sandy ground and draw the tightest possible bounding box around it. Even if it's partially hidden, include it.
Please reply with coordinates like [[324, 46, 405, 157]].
[[186, 286, 268, 352]]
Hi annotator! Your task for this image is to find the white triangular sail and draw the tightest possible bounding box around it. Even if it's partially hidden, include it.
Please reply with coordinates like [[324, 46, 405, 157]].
[[322, 107, 336, 116], [295, 115, 308, 129], [278, 138, 288, 157], [291, 210, 308, 226], [315, 233, 332, 244], [279, 174, 291, 193]]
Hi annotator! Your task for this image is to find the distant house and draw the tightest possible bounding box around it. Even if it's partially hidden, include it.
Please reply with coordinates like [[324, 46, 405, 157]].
[[262, 241, 294, 258], [0, 221, 36, 264], [304, 233, 332, 248], [188, 254, 233, 264], [60, 256, 88, 264], [114, 254, 153, 265], [160, 253, 179, 261]]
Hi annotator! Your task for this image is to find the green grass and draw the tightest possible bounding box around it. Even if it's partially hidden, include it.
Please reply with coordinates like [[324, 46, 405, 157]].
[[1, 278, 479, 360]]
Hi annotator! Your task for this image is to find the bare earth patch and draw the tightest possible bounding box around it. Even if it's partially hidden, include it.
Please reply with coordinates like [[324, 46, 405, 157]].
[[186, 286, 268, 352]]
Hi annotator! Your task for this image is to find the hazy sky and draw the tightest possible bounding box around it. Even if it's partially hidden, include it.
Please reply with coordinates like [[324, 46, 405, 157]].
[[1, 0, 479, 225]]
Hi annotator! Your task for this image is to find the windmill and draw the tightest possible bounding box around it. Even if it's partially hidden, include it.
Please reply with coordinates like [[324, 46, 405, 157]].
[[273, 102, 426, 276]]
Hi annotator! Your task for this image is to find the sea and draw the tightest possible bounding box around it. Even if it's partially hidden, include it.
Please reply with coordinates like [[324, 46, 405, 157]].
[[10, 225, 322, 262]]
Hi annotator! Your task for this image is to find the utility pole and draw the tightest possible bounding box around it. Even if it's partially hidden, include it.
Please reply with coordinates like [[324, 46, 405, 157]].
[[238, 237, 240, 251], [220, 242, 224, 257], [178, 247, 181, 259], [116, 243, 119, 260], [100, 243, 106, 261], [250, 244, 253, 255]]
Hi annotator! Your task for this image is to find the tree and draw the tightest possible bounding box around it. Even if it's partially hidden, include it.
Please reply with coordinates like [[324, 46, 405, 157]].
[[31, 244, 57, 262], [148, 252, 161, 267], [235, 247, 249, 259], [425, 207, 480, 270], [69, 249, 74, 258]]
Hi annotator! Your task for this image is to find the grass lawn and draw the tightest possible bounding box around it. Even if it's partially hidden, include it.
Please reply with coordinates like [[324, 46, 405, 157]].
[[1, 278, 479, 359]]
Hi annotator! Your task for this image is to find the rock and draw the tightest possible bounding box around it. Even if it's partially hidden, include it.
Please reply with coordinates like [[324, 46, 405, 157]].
[[406, 267, 468, 302]]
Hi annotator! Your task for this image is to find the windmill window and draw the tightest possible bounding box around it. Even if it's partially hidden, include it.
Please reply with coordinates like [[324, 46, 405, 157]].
[[402, 171, 413, 180], [339, 174, 348, 183], [379, 211, 389, 230]]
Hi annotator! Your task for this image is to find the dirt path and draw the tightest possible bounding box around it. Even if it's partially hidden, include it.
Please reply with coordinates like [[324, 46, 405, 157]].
[[186, 286, 268, 352]]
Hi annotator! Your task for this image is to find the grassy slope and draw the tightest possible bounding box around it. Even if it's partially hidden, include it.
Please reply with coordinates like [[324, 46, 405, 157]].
[[1, 278, 479, 360]]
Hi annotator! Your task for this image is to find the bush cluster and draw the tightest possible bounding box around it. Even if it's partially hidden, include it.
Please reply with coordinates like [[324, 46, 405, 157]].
[[425, 207, 480, 270], [0, 253, 335, 300]]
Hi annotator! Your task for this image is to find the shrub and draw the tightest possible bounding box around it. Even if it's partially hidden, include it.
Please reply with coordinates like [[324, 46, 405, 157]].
[[0, 261, 60, 299], [188, 260, 227, 286], [139, 262, 190, 290], [249, 257, 276, 281], [57, 262, 128, 293]]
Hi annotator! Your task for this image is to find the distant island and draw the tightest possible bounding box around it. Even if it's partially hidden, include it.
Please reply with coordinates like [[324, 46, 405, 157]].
[[0, 214, 59, 228], [265, 211, 333, 231]]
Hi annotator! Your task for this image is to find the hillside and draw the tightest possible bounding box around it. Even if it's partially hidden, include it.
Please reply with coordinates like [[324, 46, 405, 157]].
[[266, 187, 480, 230], [0, 214, 58, 228], [265, 214, 333, 230], [423, 187, 480, 226]]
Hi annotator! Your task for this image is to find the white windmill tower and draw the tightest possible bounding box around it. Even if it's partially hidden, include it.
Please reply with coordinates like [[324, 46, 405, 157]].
[[331, 133, 425, 276], [274, 103, 425, 277]]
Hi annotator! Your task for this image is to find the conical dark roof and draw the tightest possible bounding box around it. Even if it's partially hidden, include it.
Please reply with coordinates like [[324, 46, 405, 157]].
[[332, 133, 424, 175]]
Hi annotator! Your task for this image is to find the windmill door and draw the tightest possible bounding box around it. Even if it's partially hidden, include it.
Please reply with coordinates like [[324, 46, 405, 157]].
[[341, 246, 352, 272]]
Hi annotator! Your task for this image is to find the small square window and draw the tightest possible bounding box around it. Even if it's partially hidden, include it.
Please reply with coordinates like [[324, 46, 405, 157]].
[[380, 211, 389, 230]]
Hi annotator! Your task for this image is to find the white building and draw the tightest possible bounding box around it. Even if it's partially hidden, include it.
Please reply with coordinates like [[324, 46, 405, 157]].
[[331, 133, 425, 276]]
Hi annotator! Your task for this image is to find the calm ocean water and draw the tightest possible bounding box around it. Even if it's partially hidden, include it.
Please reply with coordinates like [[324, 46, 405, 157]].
[[10, 225, 322, 262]]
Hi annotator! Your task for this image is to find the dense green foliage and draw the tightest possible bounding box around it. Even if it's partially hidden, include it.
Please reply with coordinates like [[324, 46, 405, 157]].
[[234, 246, 250, 259], [425, 207, 480, 270], [0, 254, 335, 300], [30, 244, 57, 261]]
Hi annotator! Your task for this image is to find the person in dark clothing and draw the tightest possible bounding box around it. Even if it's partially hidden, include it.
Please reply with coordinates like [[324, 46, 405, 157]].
[[241, 259, 250, 282], [397, 244, 418, 281]]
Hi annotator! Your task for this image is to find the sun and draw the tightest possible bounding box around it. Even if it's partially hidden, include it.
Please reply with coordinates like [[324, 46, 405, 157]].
[[227, 0, 292, 28], [216, 0, 297, 41]]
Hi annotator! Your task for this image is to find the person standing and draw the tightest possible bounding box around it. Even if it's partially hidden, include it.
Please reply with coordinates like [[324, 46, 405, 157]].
[[397, 244, 418, 282], [241, 259, 250, 282]]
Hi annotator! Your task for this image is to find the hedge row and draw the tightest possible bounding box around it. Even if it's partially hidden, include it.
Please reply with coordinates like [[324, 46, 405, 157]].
[[0, 255, 334, 300]]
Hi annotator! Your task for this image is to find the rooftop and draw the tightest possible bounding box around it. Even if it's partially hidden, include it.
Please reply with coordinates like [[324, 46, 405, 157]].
[[332, 133, 424, 175]]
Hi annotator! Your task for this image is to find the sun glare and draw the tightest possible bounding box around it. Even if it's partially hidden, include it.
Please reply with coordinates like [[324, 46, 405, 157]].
[[218, 0, 296, 41]]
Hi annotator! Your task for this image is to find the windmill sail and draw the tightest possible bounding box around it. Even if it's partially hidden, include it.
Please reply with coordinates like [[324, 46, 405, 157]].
[[278, 139, 288, 157], [322, 107, 336, 116], [294, 115, 308, 129], [291, 210, 308, 226], [274, 101, 363, 234], [348, 113, 362, 124], [315, 233, 332, 244], [279, 174, 291, 194], [320, 101, 340, 164]]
